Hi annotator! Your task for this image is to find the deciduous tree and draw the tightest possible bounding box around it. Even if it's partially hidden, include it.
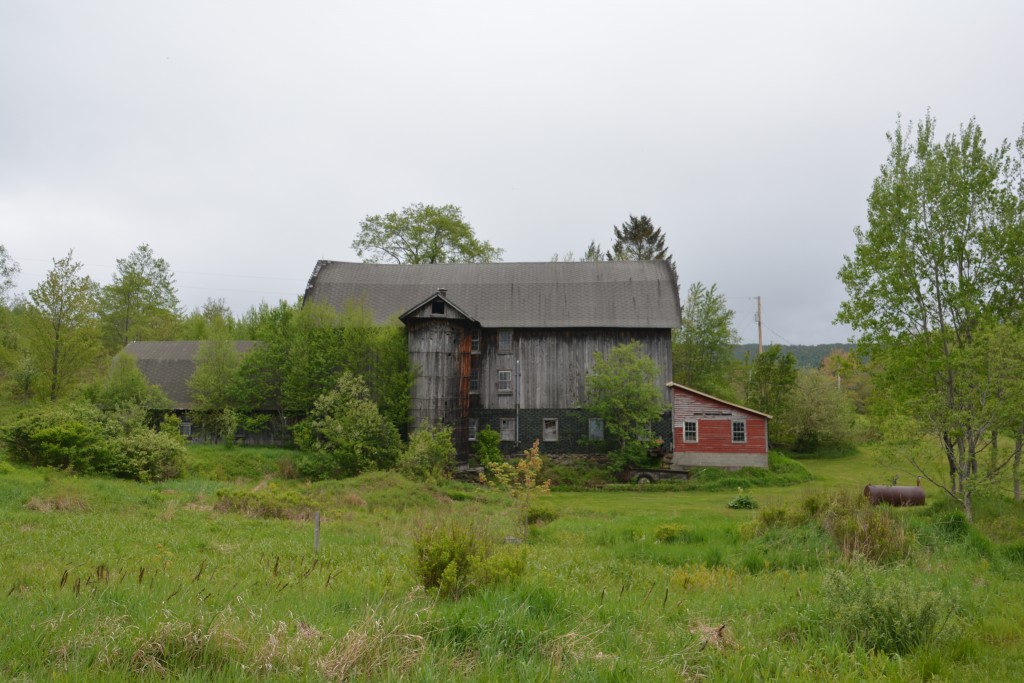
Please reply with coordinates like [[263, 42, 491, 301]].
[[584, 341, 669, 469], [836, 114, 1024, 518], [353, 203, 503, 264], [27, 251, 101, 400], [98, 244, 180, 350], [673, 282, 739, 396]]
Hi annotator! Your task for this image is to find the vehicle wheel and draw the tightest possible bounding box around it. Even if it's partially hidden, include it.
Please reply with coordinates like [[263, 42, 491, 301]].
[[635, 474, 655, 485]]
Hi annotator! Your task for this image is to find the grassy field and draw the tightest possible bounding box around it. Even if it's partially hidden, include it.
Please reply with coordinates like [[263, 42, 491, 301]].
[[1, 444, 1023, 681]]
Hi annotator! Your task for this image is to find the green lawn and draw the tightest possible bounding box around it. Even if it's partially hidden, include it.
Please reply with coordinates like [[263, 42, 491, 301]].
[[1, 444, 1022, 681]]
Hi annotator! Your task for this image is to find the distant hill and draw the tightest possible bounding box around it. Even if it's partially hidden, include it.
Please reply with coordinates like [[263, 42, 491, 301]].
[[733, 343, 854, 369]]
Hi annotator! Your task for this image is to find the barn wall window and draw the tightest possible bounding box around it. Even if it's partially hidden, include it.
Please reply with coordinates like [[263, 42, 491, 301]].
[[498, 329, 513, 353], [468, 418, 478, 441], [497, 370, 513, 394], [588, 418, 604, 440], [469, 369, 480, 394], [431, 300, 445, 315], [732, 420, 747, 443], [542, 418, 559, 442], [500, 418, 516, 441], [683, 421, 698, 443], [470, 330, 480, 354]]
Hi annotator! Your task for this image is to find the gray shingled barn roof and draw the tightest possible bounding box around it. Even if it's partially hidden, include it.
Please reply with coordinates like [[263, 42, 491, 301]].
[[303, 260, 681, 329], [123, 340, 257, 409]]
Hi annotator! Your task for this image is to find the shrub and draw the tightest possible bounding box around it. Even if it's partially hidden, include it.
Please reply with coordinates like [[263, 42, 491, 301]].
[[398, 423, 456, 481], [654, 524, 688, 543], [526, 501, 558, 525], [473, 427, 502, 465], [108, 429, 185, 482], [727, 488, 758, 509], [2, 402, 115, 473], [823, 566, 957, 654], [2, 402, 184, 482], [293, 372, 401, 479], [411, 518, 525, 598], [481, 440, 551, 540]]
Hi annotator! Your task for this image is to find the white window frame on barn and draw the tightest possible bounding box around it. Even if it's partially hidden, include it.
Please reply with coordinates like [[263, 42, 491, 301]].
[[497, 369, 513, 394], [542, 418, 559, 442], [468, 418, 478, 441], [469, 368, 480, 394], [588, 418, 604, 440], [470, 330, 480, 354], [683, 421, 698, 443], [731, 420, 747, 443], [497, 329, 513, 353], [500, 417, 516, 441]]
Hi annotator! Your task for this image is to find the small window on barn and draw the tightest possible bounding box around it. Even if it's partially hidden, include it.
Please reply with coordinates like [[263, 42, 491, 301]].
[[180, 420, 192, 437], [431, 300, 445, 316], [497, 370, 513, 394], [588, 418, 604, 440], [542, 418, 559, 442], [732, 420, 747, 443], [470, 330, 480, 353], [500, 417, 516, 441], [683, 421, 698, 443], [498, 329, 513, 353], [469, 369, 480, 394], [468, 418, 478, 441]]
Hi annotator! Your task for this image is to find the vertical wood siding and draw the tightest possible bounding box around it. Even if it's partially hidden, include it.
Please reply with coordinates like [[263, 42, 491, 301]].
[[476, 328, 672, 410]]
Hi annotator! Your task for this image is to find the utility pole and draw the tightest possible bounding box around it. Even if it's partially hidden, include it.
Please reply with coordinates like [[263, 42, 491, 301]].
[[756, 296, 763, 355]]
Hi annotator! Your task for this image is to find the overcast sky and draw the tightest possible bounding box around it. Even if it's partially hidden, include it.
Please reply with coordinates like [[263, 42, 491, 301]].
[[2, 1, 1022, 345]]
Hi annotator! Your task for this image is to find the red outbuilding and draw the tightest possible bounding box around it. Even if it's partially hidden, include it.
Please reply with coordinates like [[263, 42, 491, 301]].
[[667, 382, 771, 470]]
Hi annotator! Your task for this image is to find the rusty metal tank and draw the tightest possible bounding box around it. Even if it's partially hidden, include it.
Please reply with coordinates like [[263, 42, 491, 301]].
[[864, 484, 925, 506]]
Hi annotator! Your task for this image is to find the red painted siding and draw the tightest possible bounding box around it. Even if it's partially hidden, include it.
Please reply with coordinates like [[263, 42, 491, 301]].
[[670, 386, 768, 455]]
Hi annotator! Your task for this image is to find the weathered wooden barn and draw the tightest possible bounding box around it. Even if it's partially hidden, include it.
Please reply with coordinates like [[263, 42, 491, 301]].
[[667, 382, 771, 469], [303, 260, 681, 455]]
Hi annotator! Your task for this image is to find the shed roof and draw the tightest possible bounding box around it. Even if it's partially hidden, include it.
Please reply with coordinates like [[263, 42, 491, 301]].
[[123, 340, 258, 410], [303, 260, 681, 329]]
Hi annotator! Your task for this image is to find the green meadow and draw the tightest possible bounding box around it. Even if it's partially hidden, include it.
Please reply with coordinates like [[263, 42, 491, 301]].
[[1, 445, 1023, 682]]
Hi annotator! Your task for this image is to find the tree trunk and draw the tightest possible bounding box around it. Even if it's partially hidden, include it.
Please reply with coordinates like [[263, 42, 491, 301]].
[[1014, 424, 1023, 502], [964, 489, 973, 523], [943, 433, 957, 492]]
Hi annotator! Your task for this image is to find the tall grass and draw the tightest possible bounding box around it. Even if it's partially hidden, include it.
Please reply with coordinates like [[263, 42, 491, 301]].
[[1, 446, 1022, 680]]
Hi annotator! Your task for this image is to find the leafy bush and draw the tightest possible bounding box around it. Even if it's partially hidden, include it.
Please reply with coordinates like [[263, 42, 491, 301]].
[[654, 524, 688, 543], [293, 372, 401, 479], [1, 402, 182, 481], [526, 501, 558, 525], [108, 429, 185, 482], [2, 402, 115, 473], [411, 518, 525, 598], [398, 423, 456, 481], [472, 427, 502, 465], [823, 566, 957, 654], [727, 488, 758, 509]]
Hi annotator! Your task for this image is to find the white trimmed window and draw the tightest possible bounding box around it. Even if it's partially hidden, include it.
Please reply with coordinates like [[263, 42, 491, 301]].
[[500, 417, 516, 441], [469, 369, 480, 394], [468, 418, 478, 441], [588, 418, 604, 440], [732, 420, 747, 443], [542, 418, 559, 442], [497, 370, 513, 394], [498, 329, 513, 353], [683, 421, 698, 443], [470, 330, 480, 354]]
